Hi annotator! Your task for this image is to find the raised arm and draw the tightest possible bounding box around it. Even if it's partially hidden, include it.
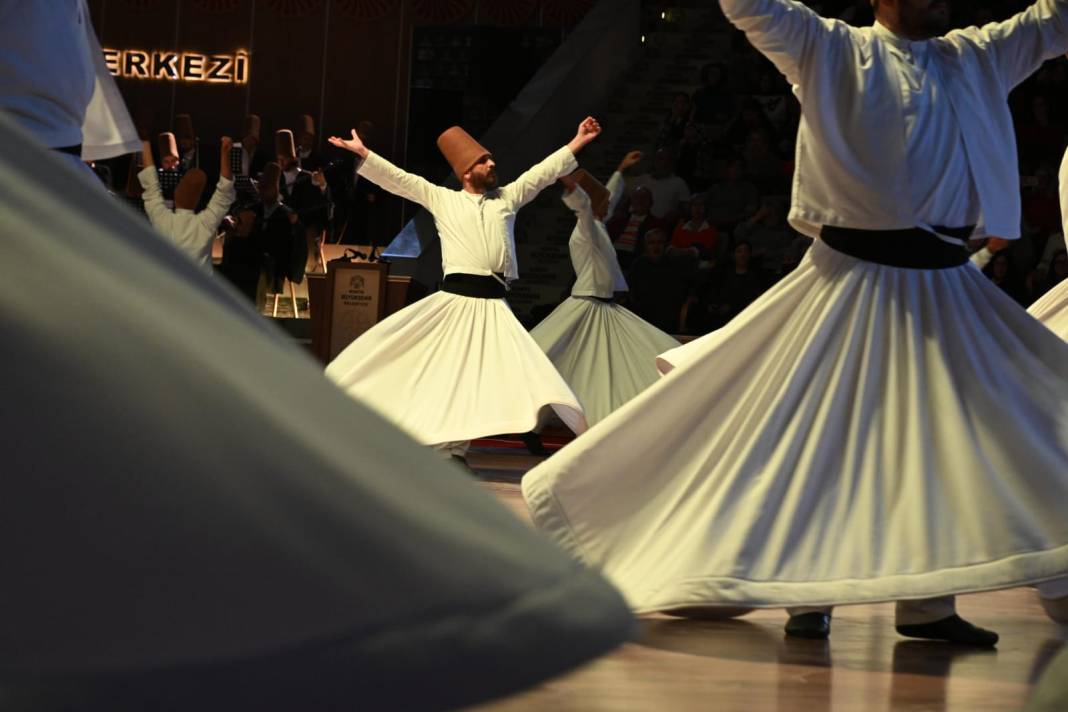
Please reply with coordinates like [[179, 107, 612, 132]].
[[137, 141, 171, 229], [608, 150, 642, 217], [329, 129, 443, 209], [502, 117, 600, 209], [562, 183, 600, 246], [219, 135, 233, 181], [950, 0, 1068, 92], [719, 0, 844, 86]]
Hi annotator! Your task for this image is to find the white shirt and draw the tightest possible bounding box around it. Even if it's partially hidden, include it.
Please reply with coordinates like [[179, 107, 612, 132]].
[[0, 0, 138, 159], [632, 173, 691, 220], [357, 146, 578, 282], [720, 0, 1068, 241], [139, 168, 236, 270], [563, 172, 629, 298]]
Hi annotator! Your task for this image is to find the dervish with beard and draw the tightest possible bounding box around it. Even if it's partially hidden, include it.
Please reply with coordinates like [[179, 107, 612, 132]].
[[521, 0, 1068, 645], [325, 119, 603, 464]]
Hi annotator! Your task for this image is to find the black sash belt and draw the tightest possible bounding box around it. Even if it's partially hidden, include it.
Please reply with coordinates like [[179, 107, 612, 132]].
[[52, 144, 83, 156], [588, 295, 615, 304], [441, 273, 508, 299], [820, 224, 974, 269]]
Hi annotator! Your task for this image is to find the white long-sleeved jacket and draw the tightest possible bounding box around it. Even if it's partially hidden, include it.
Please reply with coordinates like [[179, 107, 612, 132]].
[[562, 171, 628, 298], [357, 146, 577, 282], [720, 0, 1068, 240], [139, 168, 235, 271]]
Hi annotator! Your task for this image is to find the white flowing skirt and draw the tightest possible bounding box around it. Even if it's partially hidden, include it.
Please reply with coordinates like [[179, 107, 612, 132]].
[[531, 297, 680, 426], [1029, 279, 1068, 340], [326, 291, 587, 445], [523, 240, 1068, 613]]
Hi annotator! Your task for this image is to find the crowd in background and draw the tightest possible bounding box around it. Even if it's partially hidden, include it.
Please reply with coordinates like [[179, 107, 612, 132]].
[[87, 0, 1068, 334], [615, 0, 1068, 336]]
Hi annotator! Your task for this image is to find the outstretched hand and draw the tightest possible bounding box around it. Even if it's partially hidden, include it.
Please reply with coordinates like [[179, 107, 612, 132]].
[[618, 150, 643, 173], [568, 116, 602, 155], [328, 129, 368, 158]]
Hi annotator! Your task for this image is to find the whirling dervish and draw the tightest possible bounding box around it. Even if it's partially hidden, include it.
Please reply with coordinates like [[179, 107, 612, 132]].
[[530, 151, 680, 427]]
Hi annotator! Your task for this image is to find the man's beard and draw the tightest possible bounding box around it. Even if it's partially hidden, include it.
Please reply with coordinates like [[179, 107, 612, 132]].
[[470, 170, 498, 191]]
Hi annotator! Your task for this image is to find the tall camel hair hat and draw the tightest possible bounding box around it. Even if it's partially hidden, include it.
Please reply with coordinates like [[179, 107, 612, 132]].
[[436, 126, 491, 181]]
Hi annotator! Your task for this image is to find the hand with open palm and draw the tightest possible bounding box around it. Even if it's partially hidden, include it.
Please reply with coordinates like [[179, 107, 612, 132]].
[[328, 129, 368, 158]]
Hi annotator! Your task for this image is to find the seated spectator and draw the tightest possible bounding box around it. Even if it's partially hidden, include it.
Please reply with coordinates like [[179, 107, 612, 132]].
[[705, 158, 760, 231], [623, 228, 691, 334], [607, 185, 662, 269], [726, 98, 777, 151], [983, 250, 1031, 306], [733, 198, 793, 272], [742, 127, 787, 193], [632, 147, 691, 225], [691, 62, 733, 129], [1022, 166, 1062, 237], [1034, 249, 1068, 300], [675, 121, 713, 191], [669, 193, 719, 267], [712, 241, 766, 325], [657, 92, 693, 148]]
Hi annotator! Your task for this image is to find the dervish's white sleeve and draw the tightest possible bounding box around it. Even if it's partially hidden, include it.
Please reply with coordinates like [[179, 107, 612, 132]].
[[562, 185, 598, 249], [79, 0, 139, 160], [199, 176, 236, 233], [502, 146, 578, 210], [138, 167, 174, 235], [1059, 141, 1068, 252], [718, 0, 849, 86], [970, 246, 993, 269], [949, 0, 1068, 91], [357, 151, 444, 210]]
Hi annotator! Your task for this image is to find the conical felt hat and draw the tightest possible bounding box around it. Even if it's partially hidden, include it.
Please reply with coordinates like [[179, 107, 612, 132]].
[[175, 168, 207, 210], [436, 126, 490, 180], [275, 129, 296, 160], [158, 131, 178, 160]]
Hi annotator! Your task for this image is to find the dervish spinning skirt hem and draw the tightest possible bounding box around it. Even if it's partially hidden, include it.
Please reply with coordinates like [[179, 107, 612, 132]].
[[326, 291, 587, 444], [523, 239, 1068, 611], [531, 297, 680, 426], [1029, 278, 1068, 340]]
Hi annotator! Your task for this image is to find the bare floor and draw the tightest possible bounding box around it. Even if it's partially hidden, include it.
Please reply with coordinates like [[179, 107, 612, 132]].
[[469, 450, 1068, 712]]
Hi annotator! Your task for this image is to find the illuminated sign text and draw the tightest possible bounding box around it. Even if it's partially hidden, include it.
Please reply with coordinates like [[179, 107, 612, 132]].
[[103, 49, 249, 84]]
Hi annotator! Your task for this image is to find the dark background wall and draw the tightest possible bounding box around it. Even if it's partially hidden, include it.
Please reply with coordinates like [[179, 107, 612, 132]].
[[87, 0, 596, 242]]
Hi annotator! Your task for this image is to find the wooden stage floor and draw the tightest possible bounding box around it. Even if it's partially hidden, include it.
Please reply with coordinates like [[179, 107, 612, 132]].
[[467, 451, 1068, 712]]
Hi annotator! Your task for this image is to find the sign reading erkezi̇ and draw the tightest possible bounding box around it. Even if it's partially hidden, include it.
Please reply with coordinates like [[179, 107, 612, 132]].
[[103, 49, 249, 84]]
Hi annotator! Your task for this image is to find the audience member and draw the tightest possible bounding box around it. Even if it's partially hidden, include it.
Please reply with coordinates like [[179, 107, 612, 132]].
[[624, 228, 691, 333], [669, 193, 719, 267], [706, 158, 760, 231], [632, 147, 691, 225], [608, 185, 662, 269], [733, 198, 794, 273]]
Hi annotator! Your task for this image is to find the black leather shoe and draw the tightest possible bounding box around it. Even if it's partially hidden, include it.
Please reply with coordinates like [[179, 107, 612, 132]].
[[896, 615, 998, 647], [785, 612, 831, 639]]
